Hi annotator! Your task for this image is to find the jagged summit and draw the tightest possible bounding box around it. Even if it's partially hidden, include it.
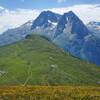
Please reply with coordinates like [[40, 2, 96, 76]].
[[31, 10, 61, 29], [64, 11, 76, 16], [40, 10, 57, 15], [54, 11, 89, 39]]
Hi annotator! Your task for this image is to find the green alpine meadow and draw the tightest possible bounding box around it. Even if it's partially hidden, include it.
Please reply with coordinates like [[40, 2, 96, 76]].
[[0, 35, 99, 86]]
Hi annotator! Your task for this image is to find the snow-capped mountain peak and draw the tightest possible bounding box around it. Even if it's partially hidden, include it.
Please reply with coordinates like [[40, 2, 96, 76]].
[[54, 11, 89, 39], [31, 10, 61, 29]]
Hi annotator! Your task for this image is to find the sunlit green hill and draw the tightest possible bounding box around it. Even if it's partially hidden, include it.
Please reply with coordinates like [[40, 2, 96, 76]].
[[0, 35, 99, 85]]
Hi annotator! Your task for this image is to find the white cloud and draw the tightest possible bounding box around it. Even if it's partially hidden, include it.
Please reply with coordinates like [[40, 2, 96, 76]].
[[0, 7, 40, 33], [0, 4, 100, 34], [0, 6, 4, 10]]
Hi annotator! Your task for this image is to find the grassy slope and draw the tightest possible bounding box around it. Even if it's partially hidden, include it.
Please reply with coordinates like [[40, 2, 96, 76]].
[[0, 35, 99, 85]]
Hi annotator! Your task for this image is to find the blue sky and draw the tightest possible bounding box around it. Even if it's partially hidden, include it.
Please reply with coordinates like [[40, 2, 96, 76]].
[[0, 0, 100, 10]]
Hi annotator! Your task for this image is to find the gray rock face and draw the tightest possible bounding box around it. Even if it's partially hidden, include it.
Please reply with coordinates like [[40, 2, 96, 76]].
[[53, 11, 89, 59], [54, 11, 89, 39], [31, 11, 61, 39]]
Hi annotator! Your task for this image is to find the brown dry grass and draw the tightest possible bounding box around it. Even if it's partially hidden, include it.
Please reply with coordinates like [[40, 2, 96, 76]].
[[0, 86, 100, 100]]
